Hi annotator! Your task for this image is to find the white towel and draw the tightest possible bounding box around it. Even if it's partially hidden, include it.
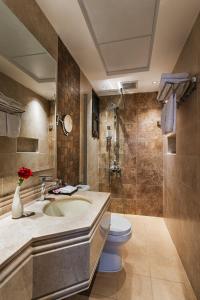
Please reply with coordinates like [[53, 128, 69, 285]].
[[158, 73, 189, 101], [6, 113, 21, 138], [161, 94, 176, 135], [0, 111, 7, 136], [0, 92, 24, 109], [0, 92, 24, 113]]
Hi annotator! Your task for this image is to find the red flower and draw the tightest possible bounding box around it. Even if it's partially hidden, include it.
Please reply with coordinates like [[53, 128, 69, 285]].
[[18, 167, 33, 180]]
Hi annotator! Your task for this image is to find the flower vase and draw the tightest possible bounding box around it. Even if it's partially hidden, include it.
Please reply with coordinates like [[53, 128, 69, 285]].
[[12, 185, 23, 219]]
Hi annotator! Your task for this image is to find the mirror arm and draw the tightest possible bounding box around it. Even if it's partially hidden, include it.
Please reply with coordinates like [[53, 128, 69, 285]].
[[56, 114, 69, 136]]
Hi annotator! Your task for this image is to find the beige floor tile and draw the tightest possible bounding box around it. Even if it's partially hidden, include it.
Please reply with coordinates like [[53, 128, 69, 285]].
[[123, 253, 150, 277], [149, 254, 185, 282], [91, 273, 119, 299], [147, 238, 178, 258], [117, 274, 153, 300], [67, 293, 115, 300], [123, 235, 148, 257], [125, 215, 148, 240], [69, 215, 196, 300], [151, 278, 192, 300], [182, 272, 197, 300]]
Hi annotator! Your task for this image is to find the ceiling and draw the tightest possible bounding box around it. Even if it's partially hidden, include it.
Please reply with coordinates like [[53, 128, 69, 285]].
[[36, 0, 200, 95]]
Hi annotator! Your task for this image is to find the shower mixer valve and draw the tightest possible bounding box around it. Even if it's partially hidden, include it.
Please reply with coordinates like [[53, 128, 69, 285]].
[[110, 160, 121, 177]]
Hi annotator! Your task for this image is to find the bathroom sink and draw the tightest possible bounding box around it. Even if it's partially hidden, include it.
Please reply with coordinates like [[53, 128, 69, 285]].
[[43, 196, 92, 217]]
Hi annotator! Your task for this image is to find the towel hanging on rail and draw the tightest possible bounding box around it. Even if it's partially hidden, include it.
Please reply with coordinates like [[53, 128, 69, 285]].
[[161, 94, 176, 135], [0, 92, 25, 114], [7, 113, 21, 138], [157, 73, 190, 103], [0, 91, 25, 138]]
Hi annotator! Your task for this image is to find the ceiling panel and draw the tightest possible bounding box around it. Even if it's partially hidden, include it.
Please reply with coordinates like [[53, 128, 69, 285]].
[[12, 53, 56, 82], [100, 36, 151, 73], [79, 0, 159, 75], [80, 0, 157, 43], [0, 1, 44, 58], [0, 0, 56, 87]]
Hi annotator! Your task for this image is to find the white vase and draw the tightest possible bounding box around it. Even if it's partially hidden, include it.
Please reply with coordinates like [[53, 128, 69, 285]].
[[12, 186, 23, 219]]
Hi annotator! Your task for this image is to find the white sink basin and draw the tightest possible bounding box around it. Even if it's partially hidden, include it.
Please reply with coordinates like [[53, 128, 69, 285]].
[[43, 196, 92, 217]]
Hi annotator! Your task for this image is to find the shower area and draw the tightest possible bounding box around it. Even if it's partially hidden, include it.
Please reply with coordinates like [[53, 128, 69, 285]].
[[105, 90, 125, 182], [98, 92, 163, 216]]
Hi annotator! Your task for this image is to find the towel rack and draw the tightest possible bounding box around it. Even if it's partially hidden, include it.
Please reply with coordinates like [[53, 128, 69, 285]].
[[157, 75, 198, 104], [0, 92, 25, 114]]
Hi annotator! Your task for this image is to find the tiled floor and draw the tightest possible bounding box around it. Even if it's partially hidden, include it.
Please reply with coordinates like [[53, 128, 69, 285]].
[[67, 214, 197, 300]]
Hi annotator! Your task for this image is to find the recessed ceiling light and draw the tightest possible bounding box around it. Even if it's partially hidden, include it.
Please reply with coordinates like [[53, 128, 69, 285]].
[[152, 81, 160, 85]]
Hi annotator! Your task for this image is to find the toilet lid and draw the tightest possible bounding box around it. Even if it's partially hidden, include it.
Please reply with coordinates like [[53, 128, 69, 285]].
[[109, 214, 132, 236]]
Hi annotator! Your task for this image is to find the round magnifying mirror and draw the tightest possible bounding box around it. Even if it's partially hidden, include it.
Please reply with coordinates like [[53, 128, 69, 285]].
[[63, 115, 73, 133]]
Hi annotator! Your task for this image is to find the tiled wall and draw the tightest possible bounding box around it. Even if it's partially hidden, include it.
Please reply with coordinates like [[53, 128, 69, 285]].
[[0, 72, 56, 216], [99, 92, 163, 216], [163, 13, 200, 299], [57, 38, 80, 185]]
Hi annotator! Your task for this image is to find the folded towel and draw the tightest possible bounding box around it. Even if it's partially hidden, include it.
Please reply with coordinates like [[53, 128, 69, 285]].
[[161, 94, 176, 135], [0, 92, 24, 113], [160, 72, 189, 82], [51, 185, 78, 195], [7, 113, 21, 138], [158, 73, 190, 101], [0, 111, 7, 136]]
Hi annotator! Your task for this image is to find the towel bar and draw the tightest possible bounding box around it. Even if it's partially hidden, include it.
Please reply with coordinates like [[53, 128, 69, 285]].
[[157, 75, 198, 105], [0, 91, 25, 114]]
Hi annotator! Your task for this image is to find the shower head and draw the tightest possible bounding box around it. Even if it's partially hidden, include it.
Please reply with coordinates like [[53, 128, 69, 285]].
[[107, 102, 119, 111], [106, 88, 125, 111]]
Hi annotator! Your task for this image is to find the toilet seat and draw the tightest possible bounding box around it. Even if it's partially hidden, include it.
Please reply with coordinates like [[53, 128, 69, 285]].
[[109, 214, 132, 236]]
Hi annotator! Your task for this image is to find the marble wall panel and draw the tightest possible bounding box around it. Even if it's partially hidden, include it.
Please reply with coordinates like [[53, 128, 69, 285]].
[[99, 92, 163, 216], [163, 13, 200, 300], [57, 38, 80, 185]]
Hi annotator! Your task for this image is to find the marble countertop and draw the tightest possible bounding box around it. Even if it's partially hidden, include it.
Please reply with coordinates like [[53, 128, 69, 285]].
[[0, 191, 110, 269]]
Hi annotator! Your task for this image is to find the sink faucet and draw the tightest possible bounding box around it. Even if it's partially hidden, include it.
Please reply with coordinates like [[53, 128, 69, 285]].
[[38, 175, 60, 201]]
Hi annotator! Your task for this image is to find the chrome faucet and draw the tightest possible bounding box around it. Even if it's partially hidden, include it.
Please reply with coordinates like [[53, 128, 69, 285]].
[[38, 175, 60, 201]]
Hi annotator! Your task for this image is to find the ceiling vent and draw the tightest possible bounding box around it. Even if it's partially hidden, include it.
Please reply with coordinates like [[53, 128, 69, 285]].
[[121, 81, 138, 91]]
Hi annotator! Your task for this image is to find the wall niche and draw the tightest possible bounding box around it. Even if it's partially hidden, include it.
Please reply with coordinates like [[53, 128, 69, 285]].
[[167, 134, 176, 154], [17, 137, 38, 153]]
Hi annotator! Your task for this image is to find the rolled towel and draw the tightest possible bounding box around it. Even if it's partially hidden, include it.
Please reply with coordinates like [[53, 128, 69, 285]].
[[7, 113, 21, 138], [0, 111, 7, 136]]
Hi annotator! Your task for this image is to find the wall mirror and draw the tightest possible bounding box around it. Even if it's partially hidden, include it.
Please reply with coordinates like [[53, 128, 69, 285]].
[[0, 0, 57, 174], [64, 115, 73, 133], [56, 114, 73, 136], [0, 0, 56, 100]]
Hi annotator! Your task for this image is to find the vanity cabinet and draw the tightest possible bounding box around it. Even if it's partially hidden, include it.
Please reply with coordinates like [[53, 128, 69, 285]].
[[0, 198, 110, 300]]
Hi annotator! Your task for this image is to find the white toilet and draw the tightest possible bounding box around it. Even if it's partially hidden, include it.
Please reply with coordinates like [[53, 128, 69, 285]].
[[98, 213, 132, 272]]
